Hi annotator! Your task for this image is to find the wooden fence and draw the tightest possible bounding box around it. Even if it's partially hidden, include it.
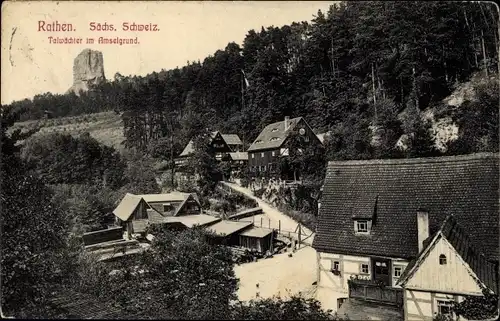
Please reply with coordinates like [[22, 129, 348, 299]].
[[348, 279, 404, 307]]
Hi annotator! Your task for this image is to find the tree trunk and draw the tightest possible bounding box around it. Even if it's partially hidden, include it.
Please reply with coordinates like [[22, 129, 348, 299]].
[[497, 5, 500, 78], [481, 29, 489, 78], [413, 66, 419, 110], [371, 63, 377, 106], [170, 134, 175, 188]]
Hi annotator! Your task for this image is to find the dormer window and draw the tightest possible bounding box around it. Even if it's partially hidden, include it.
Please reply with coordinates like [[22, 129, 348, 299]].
[[354, 220, 371, 234], [271, 128, 278, 132], [439, 254, 447, 265], [255, 140, 263, 144], [270, 137, 280, 141]]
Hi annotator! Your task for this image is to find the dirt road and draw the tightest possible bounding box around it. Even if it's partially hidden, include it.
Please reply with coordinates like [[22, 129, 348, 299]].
[[234, 245, 317, 301], [222, 181, 320, 301], [221, 181, 315, 245]]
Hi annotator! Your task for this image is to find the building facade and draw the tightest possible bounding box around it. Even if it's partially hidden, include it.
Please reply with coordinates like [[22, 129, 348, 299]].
[[176, 131, 243, 166], [247, 116, 322, 178], [312, 153, 499, 313]]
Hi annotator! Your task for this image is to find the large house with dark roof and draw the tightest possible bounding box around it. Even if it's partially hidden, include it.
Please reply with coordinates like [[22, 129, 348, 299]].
[[312, 153, 499, 315], [247, 116, 322, 178]]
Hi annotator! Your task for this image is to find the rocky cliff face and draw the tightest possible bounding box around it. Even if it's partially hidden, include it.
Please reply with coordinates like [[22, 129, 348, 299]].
[[67, 49, 106, 95]]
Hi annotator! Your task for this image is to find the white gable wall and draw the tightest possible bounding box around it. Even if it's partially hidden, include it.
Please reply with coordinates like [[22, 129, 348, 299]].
[[404, 290, 469, 321], [405, 237, 483, 295]]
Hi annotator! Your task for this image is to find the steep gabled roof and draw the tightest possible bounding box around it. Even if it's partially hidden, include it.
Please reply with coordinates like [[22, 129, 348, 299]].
[[312, 153, 499, 261], [113, 193, 146, 221], [179, 140, 195, 157], [172, 193, 201, 216], [247, 117, 303, 152], [221, 134, 243, 146], [398, 215, 498, 293], [178, 131, 242, 156], [138, 192, 190, 203]]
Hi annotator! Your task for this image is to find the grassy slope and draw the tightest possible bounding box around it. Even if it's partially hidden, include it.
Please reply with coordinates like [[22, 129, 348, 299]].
[[10, 111, 125, 151]]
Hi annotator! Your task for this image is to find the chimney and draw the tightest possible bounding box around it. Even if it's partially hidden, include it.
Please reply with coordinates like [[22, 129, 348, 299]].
[[417, 210, 429, 252], [285, 116, 290, 131]]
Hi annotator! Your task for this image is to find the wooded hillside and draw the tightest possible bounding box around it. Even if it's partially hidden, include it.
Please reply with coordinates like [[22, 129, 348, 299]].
[[4, 1, 499, 159]]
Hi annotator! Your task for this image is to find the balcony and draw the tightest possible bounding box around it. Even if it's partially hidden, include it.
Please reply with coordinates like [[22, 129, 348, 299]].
[[347, 277, 403, 307]]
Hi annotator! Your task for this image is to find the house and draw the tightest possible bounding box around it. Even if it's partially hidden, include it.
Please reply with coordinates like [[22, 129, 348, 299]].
[[139, 192, 201, 216], [238, 226, 275, 254], [220, 134, 244, 152], [222, 152, 249, 179], [207, 220, 254, 246], [175, 131, 243, 166], [398, 215, 498, 321], [247, 116, 322, 179], [113, 192, 203, 238], [113, 193, 150, 238], [206, 220, 275, 254], [312, 153, 499, 311]]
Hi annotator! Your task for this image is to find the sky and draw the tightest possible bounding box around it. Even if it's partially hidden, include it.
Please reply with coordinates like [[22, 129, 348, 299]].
[[1, 1, 335, 105]]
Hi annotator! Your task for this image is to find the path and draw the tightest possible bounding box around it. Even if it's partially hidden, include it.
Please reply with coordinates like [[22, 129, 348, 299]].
[[234, 246, 317, 301], [222, 181, 319, 302], [221, 181, 315, 245]]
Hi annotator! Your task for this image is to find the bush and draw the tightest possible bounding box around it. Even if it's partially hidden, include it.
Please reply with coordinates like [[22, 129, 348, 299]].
[[231, 295, 342, 320], [253, 188, 265, 198], [240, 177, 249, 188], [453, 289, 498, 320], [278, 204, 317, 231]]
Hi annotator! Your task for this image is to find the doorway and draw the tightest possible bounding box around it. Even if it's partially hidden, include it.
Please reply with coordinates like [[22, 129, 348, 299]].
[[371, 257, 392, 286]]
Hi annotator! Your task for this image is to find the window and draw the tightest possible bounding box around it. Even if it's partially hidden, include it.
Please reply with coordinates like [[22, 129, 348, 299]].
[[272, 151, 276, 157], [271, 128, 278, 132], [355, 220, 369, 233], [439, 254, 447, 265], [251, 154, 255, 159], [261, 152, 265, 157], [394, 266, 403, 277], [332, 261, 340, 271], [304, 136, 310, 142], [256, 140, 263, 144], [437, 300, 454, 316], [360, 264, 369, 274], [270, 137, 280, 142]]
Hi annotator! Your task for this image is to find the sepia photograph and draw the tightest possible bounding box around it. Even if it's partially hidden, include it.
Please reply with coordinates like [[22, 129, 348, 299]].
[[1, 1, 499, 320]]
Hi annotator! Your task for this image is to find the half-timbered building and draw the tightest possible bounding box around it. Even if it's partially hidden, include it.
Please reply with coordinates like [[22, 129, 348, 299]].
[[175, 131, 243, 166], [312, 153, 499, 313]]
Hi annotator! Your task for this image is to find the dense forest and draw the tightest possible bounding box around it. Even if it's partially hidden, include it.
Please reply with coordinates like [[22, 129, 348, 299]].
[[4, 1, 499, 160]]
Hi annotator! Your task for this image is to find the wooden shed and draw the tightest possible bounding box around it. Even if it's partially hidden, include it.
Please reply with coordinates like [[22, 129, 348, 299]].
[[238, 226, 274, 254]]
